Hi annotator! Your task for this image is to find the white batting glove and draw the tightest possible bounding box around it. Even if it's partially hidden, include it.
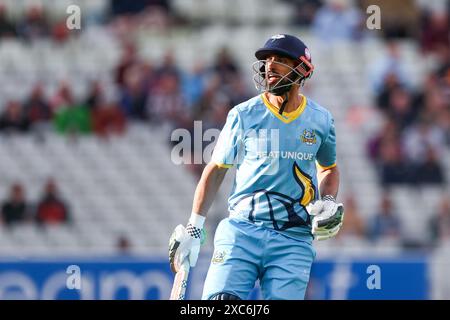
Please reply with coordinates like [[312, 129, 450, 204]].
[[306, 195, 344, 241], [169, 213, 205, 273]]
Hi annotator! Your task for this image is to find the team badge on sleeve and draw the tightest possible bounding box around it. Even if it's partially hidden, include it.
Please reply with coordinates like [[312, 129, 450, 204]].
[[212, 250, 228, 264]]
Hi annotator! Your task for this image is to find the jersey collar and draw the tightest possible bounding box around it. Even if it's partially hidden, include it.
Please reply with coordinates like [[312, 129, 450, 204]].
[[261, 93, 307, 123]]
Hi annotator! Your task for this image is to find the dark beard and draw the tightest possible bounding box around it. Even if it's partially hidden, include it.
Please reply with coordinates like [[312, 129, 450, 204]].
[[267, 73, 301, 96], [268, 82, 291, 96]]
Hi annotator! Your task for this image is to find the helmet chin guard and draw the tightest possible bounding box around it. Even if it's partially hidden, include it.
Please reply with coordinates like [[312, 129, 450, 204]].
[[252, 59, 311, 95]]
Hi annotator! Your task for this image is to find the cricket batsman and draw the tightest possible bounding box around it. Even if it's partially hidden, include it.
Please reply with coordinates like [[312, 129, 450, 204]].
[[169, 34, 344, 300]]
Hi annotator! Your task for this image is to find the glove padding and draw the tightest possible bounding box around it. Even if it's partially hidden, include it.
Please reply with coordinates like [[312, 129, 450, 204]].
[[168, 224, 203, 273], [307, 199, 344, 241]]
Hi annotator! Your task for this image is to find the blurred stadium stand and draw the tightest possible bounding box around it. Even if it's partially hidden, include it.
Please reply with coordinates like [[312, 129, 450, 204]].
[[0, 0, 449, 299]]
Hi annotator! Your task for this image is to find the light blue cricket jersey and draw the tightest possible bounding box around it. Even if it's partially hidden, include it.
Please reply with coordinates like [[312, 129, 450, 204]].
[[211, 93, 337, 243]]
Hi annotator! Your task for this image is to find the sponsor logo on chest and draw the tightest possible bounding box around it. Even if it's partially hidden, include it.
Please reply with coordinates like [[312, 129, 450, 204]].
[[300, 129, 317, 145]]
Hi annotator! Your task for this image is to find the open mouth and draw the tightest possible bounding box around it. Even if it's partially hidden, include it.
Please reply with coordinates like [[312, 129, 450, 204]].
[[267, 74, 281, 82]]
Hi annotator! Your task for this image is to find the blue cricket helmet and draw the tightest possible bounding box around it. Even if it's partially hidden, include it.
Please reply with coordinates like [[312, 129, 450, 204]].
[[255, 34, 312, 63], [252, 34, 314, 95]]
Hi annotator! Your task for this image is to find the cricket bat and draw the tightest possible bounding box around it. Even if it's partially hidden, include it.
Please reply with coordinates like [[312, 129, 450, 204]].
[[170, 259, 190, 300]]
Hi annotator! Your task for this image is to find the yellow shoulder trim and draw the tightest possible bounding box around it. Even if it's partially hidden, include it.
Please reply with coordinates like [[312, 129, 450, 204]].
[[261, 93, 307, 124], [214, 163, 233, 169], [316, 162, 337, 170]]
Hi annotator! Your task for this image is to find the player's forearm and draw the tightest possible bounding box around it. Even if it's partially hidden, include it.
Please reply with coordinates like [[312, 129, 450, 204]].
[[318, 165, 340, 198], [191, 162, 228, 217]]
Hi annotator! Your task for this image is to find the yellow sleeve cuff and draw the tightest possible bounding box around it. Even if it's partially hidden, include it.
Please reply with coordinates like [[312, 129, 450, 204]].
[[316, 162, 337, 170], [214, 163, 233, 169]]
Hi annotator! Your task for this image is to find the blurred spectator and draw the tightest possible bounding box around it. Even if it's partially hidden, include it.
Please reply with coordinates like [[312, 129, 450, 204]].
[[0, 101, 30, 133], [110, 0, 171, 16], [435, 45, 450, 88], [385, 86, 417, 130], [0, 4, 16, 38], [85, 81, 127, 138], [422, 84, 448, 121], [312, 0, 364, 42], [17, 4, 50, 41], [50, 81, 75, 112], [115, 42, 139, 87], [138, 5, 173, 30], [420, 10, 449, 54], [368, 115, 411, 187], [428, 197, 450, 245], [376, 73, 403, 112], [1, 183, 29, 227], [120, 63, 150, 120], [141, 61, 159, 95], [227, 74, 251, 107], [84, 81, 104, 111], [367, 118, 399, 162], [370, 41, 412, 94], [116, 234, 132, 255], [92, 102, 127, 138], [288, 0, 324, 26], [24, 83, 52, 126], [51, 20, 72, 44], [412, 147, 446, 185], [436, 108, 450, 146], [412, 70, 450, 146], [208, 94, 232, 129], [211, 47, 240, 85], [378, 138, 412, 185], [35, 179, 70, 226], [51, 81, 92, 135], [369, 194, 402, 242], [191, 75, 221, 122], [182, 61, 207, 112], [335, 195, 366, 241], [412, 74, 441, 121], [403, 115, 446, 167], [150, 72, 189, 127], [187, 91, 232, 176], [54, 105, 92, 136], [158, 51, 181, 77]]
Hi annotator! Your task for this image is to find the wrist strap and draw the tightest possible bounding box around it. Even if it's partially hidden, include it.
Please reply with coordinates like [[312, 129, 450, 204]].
[[187, 213, 205, 239], [322, 195, 336, 202], [188, 212, 205, 229]]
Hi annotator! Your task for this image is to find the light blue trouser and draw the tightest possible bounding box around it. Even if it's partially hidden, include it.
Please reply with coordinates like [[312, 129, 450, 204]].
[[202, 217, 316, 300]]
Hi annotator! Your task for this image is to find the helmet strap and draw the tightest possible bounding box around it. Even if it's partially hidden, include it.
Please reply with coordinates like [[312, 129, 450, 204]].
[[269, 83, 291, 96], [278, 93, 289, 115]]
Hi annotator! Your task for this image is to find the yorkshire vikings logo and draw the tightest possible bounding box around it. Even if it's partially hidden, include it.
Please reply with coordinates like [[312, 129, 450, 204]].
[[301, 129, 317, 145], [212, 250, 227, 264], [270, 34, 286, 40]]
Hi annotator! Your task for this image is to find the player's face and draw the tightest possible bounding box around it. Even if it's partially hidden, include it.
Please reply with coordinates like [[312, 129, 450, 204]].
[[265, 54, 298, 87]]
